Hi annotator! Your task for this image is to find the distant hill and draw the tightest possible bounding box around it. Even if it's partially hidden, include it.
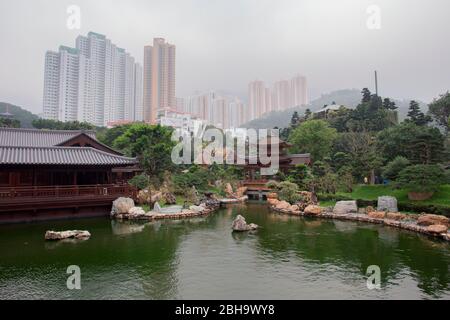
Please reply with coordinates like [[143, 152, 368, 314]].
[[0, 102, 39, 128], [241, 89, 428, 129]]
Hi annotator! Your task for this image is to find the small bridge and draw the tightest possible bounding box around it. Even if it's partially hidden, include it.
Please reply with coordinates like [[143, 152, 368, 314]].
[[241, 180, 271, 201]]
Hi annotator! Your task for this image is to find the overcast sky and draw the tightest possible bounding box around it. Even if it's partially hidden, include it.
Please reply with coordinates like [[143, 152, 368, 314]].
[[0, 0, 449, 114]]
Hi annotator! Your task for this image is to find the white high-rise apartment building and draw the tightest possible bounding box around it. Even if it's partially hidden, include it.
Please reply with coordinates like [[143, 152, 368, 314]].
[[246, 74, 308, 122], [43, 32, 142, 126], [248, 80, 266, 120], [291, 75, 308, 107], [143, 38, 176, 123]]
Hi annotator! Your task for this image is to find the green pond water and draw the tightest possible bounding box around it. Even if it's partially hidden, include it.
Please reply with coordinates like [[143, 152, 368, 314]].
[[0, 203, 449, 300]]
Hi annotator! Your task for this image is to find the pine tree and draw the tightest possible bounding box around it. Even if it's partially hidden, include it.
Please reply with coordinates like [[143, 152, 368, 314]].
[[361, 88, 371, 103], [407, 100, 431, 126]]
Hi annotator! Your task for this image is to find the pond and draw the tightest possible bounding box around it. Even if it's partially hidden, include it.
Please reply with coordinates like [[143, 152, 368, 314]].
[[0, 203, 449, 299]]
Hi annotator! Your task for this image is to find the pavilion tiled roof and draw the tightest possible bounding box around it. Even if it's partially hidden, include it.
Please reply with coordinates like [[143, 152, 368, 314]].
[[0, 128, 97, 147], [0, 127, 137, 166], [0, 146, 138, 166]]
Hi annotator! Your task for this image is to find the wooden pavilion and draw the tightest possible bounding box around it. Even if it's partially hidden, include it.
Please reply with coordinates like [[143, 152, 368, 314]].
[[0, 128, 140, 223]]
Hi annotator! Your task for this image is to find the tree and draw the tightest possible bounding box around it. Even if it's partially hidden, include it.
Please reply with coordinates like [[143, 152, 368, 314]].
[[361, 88, 372, 103], [32, 118, 95, 130], [429, 91, 450, 134], [406, 100, 431, 126], [97, 123, 133, 147], [377, 122, 445, 164], [128, 174, 150, 190], [277, 181, 301, 204], [289, 120, 338, 161], [0, 118, 20, 128], [290, 111, 301, 126], [114, 124, 176, 182], [382, 98, 397, 110], [382, 156, 410, 181], [397, 165, 446, 193]]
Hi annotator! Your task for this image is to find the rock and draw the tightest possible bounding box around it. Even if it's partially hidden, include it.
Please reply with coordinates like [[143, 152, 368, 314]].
[[386, 212, 407, 221], [236, 187, 248, 198], [365, 206, 375, 214], [225, 183, 235, 198], [232, 215, 258, 232], [153, 202, 162, 213], [128, 207, 146, 216], [276, 201, 291, 210], [288, 205, 299, 212], [426, 224, 448, 234], [268, 198, 280, 206], [189, 205, 205, 213], [45, 230, 91, 241], [111, 197, 135, 216], [266, 192, 278, 200], [368, 211, 386, 219], [417, 214, 450, 227], [377, 196, 398, 212], [137, 189, 151, 205], [333, 201, 358, 215], [164, 192, 177, 205], [151, 191, 163, 204], [304, 205, 322, 215]]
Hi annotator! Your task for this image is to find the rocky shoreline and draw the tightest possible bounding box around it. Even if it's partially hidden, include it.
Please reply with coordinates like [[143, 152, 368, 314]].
[[110, 197, 221, 221], [269, 199, 450, 242]]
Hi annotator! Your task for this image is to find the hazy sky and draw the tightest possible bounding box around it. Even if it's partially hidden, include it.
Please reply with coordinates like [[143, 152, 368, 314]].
[[0, 0, 449, 113]]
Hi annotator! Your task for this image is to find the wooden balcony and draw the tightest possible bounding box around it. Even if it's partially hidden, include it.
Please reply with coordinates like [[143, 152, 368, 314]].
[[0, 184, 138, 223]]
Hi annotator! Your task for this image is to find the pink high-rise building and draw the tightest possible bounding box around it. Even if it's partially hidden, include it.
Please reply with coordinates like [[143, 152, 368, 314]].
[[291, 75, 308, 106], [248, 80, 266, 120], [143, 38, 176, 123]]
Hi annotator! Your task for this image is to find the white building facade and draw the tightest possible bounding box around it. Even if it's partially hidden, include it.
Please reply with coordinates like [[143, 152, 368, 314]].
[[42, 32, 142, 127]]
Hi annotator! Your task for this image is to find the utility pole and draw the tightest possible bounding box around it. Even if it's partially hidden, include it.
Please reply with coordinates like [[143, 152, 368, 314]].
[[374, 70, 379, 96]]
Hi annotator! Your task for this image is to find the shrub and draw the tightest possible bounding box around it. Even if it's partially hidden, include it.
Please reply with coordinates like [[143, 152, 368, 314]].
[[382, 156, 411, 181], [277, 181, 301, 204], [128, 174, 149, 190], [266, 180, 280, 190], [397, 165, 447, 193]]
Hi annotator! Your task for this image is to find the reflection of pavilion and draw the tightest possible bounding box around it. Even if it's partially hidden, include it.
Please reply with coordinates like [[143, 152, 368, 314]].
[[238, 137, 311, 200]]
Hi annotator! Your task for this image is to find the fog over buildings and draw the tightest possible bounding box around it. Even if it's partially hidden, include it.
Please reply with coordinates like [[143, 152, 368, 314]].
[[1, 0, 450, 116]]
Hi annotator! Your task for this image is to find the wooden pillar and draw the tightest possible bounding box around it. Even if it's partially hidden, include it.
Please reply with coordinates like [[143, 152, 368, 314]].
[[73, 171, 77, 186]]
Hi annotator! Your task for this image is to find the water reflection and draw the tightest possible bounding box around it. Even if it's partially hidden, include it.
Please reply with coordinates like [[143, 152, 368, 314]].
[[0, 204, 448, 299]]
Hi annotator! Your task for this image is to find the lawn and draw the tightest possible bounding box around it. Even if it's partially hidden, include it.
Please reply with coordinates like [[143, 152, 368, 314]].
[[339, 184, 450, 206]]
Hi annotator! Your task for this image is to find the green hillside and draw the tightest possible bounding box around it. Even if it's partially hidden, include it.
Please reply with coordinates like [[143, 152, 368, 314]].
[[0, 102, 39, 128], [242, 89, 427, 129]]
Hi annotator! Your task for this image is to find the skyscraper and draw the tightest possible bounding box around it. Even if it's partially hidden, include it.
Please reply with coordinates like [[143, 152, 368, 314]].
[[143, 38, 176, 123], [42, 32, 141, 127], [291, 75, 308, 107], [248, 80, 266, 120]]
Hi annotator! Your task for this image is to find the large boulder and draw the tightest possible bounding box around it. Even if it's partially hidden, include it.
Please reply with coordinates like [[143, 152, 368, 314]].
[[368, 211, 386, 219], [377, 196, 398, 212], [225, 183, 235, 198], [288, 205, 300, 212], [417, 214, 450, 227], [304, 205, 322, 215], [111, 197, 135, 216], [164, 192, 177, 205], [268, 198, 280, 206], [276, 201, 291, 210], [333, 201, 358, 215], [236, 187, 248, 198], [386, 212, 408, 221], [128, 207, 146, 216], [426, 224, 448, 234], [189, 205, 205, 213], [232, 215, 258, 232], [137, 189, 151, 205], [45, 230, 91, 241]]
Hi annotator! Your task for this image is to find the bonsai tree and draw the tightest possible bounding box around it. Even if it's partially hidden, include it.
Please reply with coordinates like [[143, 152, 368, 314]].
[[397, 165, 446, 200], [128, 174, 149, 190]]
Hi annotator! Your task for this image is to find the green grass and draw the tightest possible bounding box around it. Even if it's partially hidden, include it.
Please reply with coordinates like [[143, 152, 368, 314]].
[[339, 184, 450, 206]]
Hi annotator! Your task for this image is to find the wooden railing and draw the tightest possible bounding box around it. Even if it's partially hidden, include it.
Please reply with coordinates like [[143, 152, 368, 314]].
[[0, 184, 137, 201]]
